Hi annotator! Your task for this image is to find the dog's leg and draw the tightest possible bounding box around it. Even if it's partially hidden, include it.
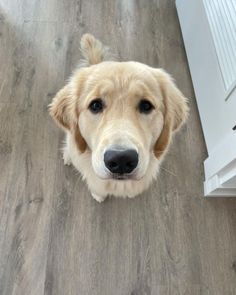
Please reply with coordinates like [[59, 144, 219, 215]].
[[62, 133, 72, 165], [63, 149, 71, 165], [62, 141, 72, 165], [91, 192, 107, 203]]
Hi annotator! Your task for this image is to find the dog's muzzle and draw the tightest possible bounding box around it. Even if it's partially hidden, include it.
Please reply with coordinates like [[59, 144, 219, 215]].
[[104, 148, 138, 179]]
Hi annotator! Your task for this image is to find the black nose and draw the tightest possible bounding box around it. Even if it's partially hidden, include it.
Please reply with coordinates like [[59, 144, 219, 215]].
[[104, 149, 138, 174]]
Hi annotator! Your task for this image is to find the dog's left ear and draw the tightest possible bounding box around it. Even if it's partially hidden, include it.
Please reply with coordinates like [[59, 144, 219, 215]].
[[49, 85, 87, 152], [154, 69, 189, 158]]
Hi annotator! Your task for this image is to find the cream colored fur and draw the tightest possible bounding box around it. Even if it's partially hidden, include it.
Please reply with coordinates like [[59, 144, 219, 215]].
[[49, 34, 189, 202]]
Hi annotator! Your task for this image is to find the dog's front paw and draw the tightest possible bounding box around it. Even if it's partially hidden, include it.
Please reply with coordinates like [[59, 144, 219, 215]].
[[63, 150, 72, 166], [91, 192, 107, 203]]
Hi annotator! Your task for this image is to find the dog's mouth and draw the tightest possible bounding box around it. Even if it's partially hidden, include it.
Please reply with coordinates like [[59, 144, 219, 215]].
[[109, 172, 140, 181], [111, 174, 132, 180], [94, 169, 142, 181]]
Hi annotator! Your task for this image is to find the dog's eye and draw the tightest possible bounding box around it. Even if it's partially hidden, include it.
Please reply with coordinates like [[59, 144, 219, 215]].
[[89, 99, 104, 114], [138, 99, 154, 114]]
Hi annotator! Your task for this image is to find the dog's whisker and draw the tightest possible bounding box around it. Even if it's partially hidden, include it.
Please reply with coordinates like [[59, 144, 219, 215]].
[[160, 166, 177, 177]]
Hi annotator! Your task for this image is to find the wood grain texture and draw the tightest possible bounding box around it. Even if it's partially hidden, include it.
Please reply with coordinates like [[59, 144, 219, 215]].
[[1, 1, 236, 294]]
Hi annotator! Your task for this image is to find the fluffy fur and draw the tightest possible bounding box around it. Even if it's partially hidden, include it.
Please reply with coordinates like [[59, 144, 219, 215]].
[[49, 34, 189, 202]]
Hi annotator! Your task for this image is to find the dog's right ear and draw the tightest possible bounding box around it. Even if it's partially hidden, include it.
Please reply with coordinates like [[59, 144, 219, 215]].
[[49, 84, 87, 152], [49, 85, 75, 130]]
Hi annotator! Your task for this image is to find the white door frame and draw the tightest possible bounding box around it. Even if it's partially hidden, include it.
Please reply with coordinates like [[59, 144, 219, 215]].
[[176, 0, 236, 197]]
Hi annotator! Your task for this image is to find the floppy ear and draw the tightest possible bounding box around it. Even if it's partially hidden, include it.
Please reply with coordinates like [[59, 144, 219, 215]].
[[154, 70, 189, 158], [49, 85, 74, 130], [49, 85, 87, 152]]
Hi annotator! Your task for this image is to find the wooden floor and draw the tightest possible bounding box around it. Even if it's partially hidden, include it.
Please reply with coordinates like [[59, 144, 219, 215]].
[[1, 1, 236, 294]]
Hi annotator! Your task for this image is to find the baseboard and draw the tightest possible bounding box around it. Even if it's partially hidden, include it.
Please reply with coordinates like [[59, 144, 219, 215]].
[[204, 131, 236, 197]]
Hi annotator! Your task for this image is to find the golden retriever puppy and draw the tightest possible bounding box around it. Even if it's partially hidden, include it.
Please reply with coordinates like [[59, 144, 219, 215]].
[[49, 34, 188, 202]]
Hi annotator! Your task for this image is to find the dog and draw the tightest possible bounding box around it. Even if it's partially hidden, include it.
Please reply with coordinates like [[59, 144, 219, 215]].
[[49, 34, 189, 202]]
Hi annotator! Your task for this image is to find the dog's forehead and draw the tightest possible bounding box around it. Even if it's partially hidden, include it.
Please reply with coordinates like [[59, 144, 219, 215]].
[[86, 61, 160, 94], [92, 61, 154, 81]]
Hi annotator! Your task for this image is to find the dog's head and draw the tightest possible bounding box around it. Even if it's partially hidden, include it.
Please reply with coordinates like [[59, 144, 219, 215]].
[[49, 34, 188, 181]]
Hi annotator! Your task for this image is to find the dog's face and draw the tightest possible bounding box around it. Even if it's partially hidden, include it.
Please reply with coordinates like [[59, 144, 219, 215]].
[[50, 61, 188, 181], [78, 62, 165, 180]]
